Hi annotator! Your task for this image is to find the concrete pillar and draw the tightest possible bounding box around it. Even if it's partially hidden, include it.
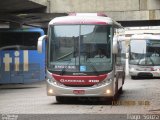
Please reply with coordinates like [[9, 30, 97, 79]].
[[140, 0, 160, 10], [29, 0, 47, 6]]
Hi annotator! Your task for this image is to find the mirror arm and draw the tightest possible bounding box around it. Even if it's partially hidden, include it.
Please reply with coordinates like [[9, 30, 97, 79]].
[[37, 35, 47, 53]]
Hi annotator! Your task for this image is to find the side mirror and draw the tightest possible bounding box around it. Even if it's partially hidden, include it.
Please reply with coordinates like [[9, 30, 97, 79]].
[[126, 53, 129, 59], [112, 36, 118, 54], [37, 35, 47, 53]]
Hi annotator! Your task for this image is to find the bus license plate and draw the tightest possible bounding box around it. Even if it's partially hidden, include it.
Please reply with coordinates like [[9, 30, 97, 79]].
[[73, 90, 85, 94]]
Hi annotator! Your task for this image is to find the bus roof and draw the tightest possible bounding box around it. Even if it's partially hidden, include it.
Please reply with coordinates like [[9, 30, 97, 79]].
[[49, 13, 122, 27], [119, 29, 160, 35], [115, 33, 160, 42], [131, 34, 160, 40], [0, 28, 44, 35]]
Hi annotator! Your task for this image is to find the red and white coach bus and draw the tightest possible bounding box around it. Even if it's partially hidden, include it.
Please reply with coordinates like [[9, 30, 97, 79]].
[[37, 13, 125, 102]]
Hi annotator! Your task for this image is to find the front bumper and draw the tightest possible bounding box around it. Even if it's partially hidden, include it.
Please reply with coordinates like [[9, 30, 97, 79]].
[[129, 70, 160, 77], [46, 79, 114, 97]]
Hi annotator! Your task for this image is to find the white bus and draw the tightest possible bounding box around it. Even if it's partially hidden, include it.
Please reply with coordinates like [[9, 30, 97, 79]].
[[37, 13, 125, 102], [129, 34, 160, 79]]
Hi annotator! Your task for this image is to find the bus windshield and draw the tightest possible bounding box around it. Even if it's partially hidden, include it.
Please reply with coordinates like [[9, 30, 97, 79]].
[[48, 25, 113, 75], [0, 28, 45, 84], [129, 39, 160, 65], [0, 31, 40, 50]]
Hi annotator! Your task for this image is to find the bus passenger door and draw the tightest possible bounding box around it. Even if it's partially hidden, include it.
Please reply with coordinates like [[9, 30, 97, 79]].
[[10, 51, 23, 83], [115, 41, 125, 90], [0, 51, 11, 84], [1, 51, 23, 84]]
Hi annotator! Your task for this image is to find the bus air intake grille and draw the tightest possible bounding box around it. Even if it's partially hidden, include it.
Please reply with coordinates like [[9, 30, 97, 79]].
[[138, 72, 153, 77], [63, 84, 94, 87]]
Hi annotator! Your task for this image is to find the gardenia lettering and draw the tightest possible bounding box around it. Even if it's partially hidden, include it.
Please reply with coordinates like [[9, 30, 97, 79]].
[[60, 79, 85, 83]]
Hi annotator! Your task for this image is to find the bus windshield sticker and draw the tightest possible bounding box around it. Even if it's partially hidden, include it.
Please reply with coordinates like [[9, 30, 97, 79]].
[[80, 66, 86, 72], [54, 65, 76, 70]]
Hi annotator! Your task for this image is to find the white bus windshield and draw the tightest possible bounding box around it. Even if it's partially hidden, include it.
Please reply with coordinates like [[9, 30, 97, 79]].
[[129, 39, 160, 65], [48, 25, 113, 75]]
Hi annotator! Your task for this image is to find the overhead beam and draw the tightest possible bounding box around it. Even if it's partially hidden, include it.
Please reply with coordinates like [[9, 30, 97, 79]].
[[0, 14, 23, 24], [0, 0, 46, 13], [119, 20, 160, 27], [29, 0, 47, 6]]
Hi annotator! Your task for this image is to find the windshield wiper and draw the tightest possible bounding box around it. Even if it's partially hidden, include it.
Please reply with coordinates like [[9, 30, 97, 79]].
[[60, 60, 72, 75], [137, 49, 146, 65], [137, 53, 154, 66], [147, 56, 154, 66], [60, 68, 66, 75], [87, 59, 99, 76], [90, 64, 99, 76]]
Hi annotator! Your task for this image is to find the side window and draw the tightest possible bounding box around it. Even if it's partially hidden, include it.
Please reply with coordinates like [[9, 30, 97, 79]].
[[0, 31, 40, 50], [116, 40, 126, 65], [116, 41, 121, 64], [23, 32, 40, 50], [120, 41, 126, 65]]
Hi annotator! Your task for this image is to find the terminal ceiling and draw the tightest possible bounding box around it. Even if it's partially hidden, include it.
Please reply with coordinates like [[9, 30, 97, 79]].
[[0, 0, 160, 28]]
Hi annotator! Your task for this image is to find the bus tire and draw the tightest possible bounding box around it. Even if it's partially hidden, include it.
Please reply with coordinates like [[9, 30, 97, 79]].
[[56, 96, 76, 103], [103, 97, 113, 105], [113, 79, 119, 101], [56, 96, 65, 103], [122, 72, 125, 84], [131, 76, 137, 79], [119, 87, 123, 94]]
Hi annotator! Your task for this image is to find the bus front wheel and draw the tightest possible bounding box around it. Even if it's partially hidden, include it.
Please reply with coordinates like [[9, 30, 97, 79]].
[[131, 76, 137, 79], [56, 96, 76, 103], [55, 96, 66, 103], [119, 87, 123, 94]]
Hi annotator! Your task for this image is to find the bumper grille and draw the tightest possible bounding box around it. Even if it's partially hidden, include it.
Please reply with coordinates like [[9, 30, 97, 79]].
[[138, 72, 153, 77], [64, 84, 94, 87]]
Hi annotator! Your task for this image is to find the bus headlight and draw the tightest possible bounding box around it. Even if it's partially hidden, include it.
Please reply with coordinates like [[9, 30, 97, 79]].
[[130, 67, 135, 71], [106, 89, 111, 94], [94, 78, 112, 87], [48, 78, 65, 87], [48, 89, 54, 94]]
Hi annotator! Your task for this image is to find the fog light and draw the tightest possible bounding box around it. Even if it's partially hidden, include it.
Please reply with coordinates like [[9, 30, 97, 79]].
[[106, 89, 111, 94], [157, 69, 160, 71], [48, 89, 53, 94]]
